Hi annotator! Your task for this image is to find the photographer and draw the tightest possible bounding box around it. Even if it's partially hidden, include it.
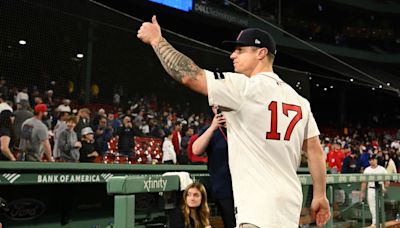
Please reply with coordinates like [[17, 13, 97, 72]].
[[115, 116, 137, 157]]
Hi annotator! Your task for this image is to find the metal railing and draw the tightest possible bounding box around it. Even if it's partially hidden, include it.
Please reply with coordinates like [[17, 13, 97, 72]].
[[107, 174, 400, 228]]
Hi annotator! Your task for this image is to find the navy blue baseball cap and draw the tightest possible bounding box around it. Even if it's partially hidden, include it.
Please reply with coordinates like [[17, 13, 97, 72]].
[[223, 28, 277, 55], [369, 154, 377, 160]]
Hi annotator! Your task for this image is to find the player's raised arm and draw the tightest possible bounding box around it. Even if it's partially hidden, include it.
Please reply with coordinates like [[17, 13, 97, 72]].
[[137, 15, 208, 96]]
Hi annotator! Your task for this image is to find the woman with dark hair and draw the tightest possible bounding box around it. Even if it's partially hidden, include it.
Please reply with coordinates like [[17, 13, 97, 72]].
[[0, 110, 16, 160], [384, 151, 397, 174], [180, 182, 211, 228]]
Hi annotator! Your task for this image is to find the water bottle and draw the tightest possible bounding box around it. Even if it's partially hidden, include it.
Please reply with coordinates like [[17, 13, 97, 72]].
[[396, 213, 400, 221]]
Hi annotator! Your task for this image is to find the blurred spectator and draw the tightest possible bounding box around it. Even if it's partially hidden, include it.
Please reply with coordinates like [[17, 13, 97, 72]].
[[162, 130, 176, 164], [150, 118, 164, 138], [33, 96, 43, 107], [113, 92, 120, 106], [79, 127, 99, 162], [376, 149, 385, 167], [93, 116, 113, 156], [0, 77, 9, 100], [321, 137, 331, 157], [92, 108, 106, 128], [391, 139, 400, 150], [115, 116, 136, 157], [16, 87, 29, 104], [0, 94, 13, 113], [75, 108, 91, 139], [56, 99, 71, 113], [383, 151, 397, 174], [19, 104, 54, 162], [30, 89, 41, 108], [140, 120, 150, 136], [13, 100, 33, 146], [43, 90, 55, 109], [108, 113, 122, 132], [0, 110, 16, 161], [341, 150, 360, 173], [359, 146, 373, 170], [134, 109, 145, 127], [180, 126, 195, 165], [52, 108, 70, 160], [172, 121, 183, 163], [326, 141, 345, 173], [58, 115, 81, 162]]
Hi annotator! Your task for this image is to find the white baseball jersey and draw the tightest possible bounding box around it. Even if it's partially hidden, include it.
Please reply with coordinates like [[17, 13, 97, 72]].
[[363, 165, 387, 225], [205, 70, 320, 227], [363, 165, 387, 189]]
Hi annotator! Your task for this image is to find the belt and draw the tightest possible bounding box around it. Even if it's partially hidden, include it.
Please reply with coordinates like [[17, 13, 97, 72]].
[[369, 187, 376, 189]]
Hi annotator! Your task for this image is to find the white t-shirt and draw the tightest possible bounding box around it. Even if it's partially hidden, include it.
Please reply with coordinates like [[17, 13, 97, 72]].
[[0, 102, 13, 113], [16, 91, 29, 103], [206, 70, 320, 227], [363, 165, 387, 189], [162, 138, 176, 164]]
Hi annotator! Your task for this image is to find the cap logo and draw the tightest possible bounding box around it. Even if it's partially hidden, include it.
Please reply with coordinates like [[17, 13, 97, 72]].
[[236, 31, 243, 41], [255, 39, 261, 44]]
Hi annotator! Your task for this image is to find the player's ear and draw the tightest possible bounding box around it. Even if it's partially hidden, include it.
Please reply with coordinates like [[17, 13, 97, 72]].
[[257, 48, 268, 60]]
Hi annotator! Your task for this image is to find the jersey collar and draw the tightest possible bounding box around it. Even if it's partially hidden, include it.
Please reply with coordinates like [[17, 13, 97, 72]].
[[257, 72, 284, 83]]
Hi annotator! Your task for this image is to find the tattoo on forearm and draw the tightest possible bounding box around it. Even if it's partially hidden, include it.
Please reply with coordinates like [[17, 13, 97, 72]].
[[154, 37, 201, 83]]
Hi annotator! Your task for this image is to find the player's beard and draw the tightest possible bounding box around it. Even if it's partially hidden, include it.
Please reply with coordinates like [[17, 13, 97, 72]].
[[42, 113, 49, 121]]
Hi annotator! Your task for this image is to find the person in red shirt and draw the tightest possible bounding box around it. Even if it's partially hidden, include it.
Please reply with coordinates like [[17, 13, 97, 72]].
[[187, 133, 207, 164], [326, 141, 345, 173]]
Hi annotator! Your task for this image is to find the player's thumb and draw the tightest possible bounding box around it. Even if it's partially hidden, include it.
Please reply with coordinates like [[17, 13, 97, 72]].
[[152, 15, 159, 26]]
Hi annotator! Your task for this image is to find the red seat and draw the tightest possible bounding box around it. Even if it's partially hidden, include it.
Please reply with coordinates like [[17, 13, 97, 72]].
[[107, 137, 119, 153]]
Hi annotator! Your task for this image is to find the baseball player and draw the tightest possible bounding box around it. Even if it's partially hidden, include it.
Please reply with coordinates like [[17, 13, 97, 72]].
[[137, 16, 330, 227], [360, 154, 390, 227]]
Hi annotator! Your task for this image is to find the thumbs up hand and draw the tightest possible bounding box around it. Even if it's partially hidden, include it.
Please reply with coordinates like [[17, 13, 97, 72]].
[[137, 15, 162, 47]]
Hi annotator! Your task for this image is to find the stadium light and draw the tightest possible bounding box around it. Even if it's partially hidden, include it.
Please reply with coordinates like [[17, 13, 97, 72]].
[[76, 53, 84, 59], [387, 82, 391, 86], [330, 85, 334, 89], [316, 83, 319, 87], [379, 85, 382, 88], [350, 78, 354, 82], [372, 87, 375, 90], [18, 40, 26, 45], [323, 88, 327, 91]]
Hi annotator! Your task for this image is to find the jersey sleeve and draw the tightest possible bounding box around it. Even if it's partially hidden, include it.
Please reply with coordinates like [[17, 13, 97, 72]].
[[303, 101, 320, 139], [205, 70, 248, 111]]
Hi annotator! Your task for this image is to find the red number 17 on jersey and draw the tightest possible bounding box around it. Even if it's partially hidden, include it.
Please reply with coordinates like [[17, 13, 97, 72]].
[[266, 101, 303, 141]]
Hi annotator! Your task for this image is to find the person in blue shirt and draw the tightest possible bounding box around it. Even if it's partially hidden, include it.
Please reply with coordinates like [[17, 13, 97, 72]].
[[192, 105, 235, 228], [359, 146, 373, 171]]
